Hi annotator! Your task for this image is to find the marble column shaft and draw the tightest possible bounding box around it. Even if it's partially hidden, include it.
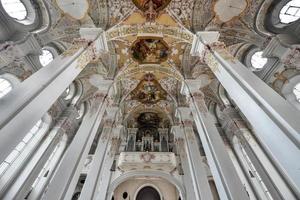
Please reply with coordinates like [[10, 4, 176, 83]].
[[79, 107, 119, 200], [172, 124, 210, 200], [93, 125, 123, 200], [42, 94, 109, 200], [220, 106, 297, 200], [192, 32, 300, 197], [187, 92, 249, 200], [0, 28, 106, 164], [177, 107, 214, 200], [1, 105, 79, 200]]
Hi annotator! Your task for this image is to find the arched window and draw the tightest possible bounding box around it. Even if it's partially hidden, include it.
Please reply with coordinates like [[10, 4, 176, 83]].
[[250, 51, 268, 70], [279, 0, 300, 24], [39, 49, 54, 67], [293, 83, 300, 102], [65, 86, 70, 96], [76, 103, 86, 119], [0, 77, 12, 98], [1, 0, 27, 20], [0, 120, 43, 176]]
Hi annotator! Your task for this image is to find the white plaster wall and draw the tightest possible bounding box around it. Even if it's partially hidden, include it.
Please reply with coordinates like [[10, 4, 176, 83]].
[[113, 178, 180, 200]]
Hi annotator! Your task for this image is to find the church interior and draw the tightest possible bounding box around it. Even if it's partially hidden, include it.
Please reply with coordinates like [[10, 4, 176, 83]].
[[0, 0, 300, 199]]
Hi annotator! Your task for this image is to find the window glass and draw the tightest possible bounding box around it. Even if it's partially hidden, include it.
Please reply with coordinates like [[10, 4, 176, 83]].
[[279, 0, 300, 24], [0, 78, 12, 98], [293, 83, 300, 102], [1, 0, 27, 20], [0, 120, 43, 176], [76, 104, 85, 119], [250, 51, 268, 70], [39, 49, 54, 67]]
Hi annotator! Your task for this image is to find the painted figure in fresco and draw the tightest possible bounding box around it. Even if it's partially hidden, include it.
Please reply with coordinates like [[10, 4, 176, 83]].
[[132, 0, 171, 20], [131, 38, 169, 64], [131, 73, 168, 104], [134, 0, 166, 11]]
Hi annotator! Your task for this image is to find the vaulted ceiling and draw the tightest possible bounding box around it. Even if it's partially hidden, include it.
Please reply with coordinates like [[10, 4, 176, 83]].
[[51, 0, 268, 122]]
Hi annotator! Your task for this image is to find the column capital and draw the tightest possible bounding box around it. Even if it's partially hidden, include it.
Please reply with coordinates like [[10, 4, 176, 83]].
[[219, 106, 249, 141], [175, 107, 194, 126], [171, 125, 183, 139], [105, 106, 119, 120], [182, 79, 210, 96], [191, 31, 220, 57], [52, 105, 80, 140], [79, 28, 108, 54]]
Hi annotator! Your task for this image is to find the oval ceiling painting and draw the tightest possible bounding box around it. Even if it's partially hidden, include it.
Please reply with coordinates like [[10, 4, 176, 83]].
[[131, 37, 169, 64], [132, 0, 172, 12]]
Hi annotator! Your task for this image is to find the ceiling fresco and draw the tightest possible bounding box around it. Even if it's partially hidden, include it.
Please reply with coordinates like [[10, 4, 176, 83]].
[[132, 0, 172, 21], [131, 37, 169, 64], [131, 73, 168, 104], [106, 11, 192, 77], [44, 0, 271, 123], [132, 0, 171, 12]]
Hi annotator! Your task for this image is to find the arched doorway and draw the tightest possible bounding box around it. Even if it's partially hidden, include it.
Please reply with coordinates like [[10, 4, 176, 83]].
[[136, 186, 161, 200]]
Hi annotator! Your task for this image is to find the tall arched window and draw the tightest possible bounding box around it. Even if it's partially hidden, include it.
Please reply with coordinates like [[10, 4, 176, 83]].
[[293, 83, 300, 102], [76, 103, 86, 119], [0, 78, 12, 98], [279, 0, 300, 24], [0, 120, 43, 177], [1, 0, 27, 20], [39, 49, 54, 67], [250, 51, 268, 70]]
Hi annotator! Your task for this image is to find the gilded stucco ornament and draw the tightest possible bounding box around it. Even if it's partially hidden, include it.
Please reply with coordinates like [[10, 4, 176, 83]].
[[106, 24, 194, 44], [132, 0, 172, 21], [62, 38, 101, 70], [204, 52, 220, 73]]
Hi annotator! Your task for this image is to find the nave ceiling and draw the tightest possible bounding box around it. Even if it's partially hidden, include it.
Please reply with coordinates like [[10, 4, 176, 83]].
[[25, 0, 270, 122]]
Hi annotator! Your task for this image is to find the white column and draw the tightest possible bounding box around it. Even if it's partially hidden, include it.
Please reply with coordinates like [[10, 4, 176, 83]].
[[174, 107, 214, 200], [1, 105, 79, 200], [93, 125, 123, 200], [191, 32, 300, 197], [27, 135, 68, 200], [224, 138, 258, 200], [78, 108, 119, 200], [182, 84, 249, 200], [0, 28, 108, 165], [172, 126, 203, 200], [220, 106, 296, 200], [42, 91, 111, 200]]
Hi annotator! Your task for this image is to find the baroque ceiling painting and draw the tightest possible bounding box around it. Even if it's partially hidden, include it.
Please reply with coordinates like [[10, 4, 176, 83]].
[[131, 73, 168, 104], [1, 0, 300, 199], [132, 0, 172, 20], [132, 0, 171, 12], [131, 37, 169, 64]]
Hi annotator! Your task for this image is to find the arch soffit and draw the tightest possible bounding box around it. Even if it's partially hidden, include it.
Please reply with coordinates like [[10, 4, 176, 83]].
[[107, 170, 185, 200], [105, 24, 194, 44], [134, 184, 163, 200]]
